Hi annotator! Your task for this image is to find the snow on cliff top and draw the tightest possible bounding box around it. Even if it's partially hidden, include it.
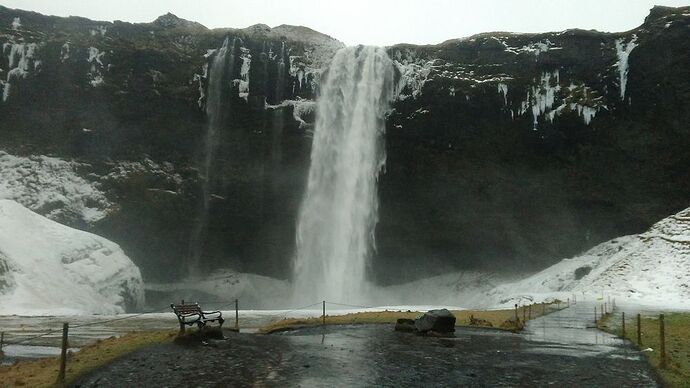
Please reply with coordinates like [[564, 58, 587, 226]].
[[488, 206, 690, 310], [0, 199, 144, 315]]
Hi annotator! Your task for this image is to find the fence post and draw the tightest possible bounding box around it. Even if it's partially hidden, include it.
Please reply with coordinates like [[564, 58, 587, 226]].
[[567, 298, 570, 308], [660, 314, 667, 369], [528, 305, 532, 320], [322, 301, 326, 327], [234, 299, 239, 330], [523, 305, 526, 322], [594, 306, 597, 325], [57, 322, 69, 384], [622, 312, 626, 338], [0, 331, 4, 353], [514, 304, 519, 323], [637, 313, 642, 345]]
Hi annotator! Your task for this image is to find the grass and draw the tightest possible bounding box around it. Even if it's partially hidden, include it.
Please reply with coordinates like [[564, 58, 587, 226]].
[[259, 303, 556, 334], [598, 312, 690, 387], [0, 330, 176, 388]]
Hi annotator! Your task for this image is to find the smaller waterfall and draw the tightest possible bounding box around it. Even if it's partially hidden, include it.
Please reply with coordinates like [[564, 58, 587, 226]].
[[187, 37, 236, 275], [292, 46, 396, 304]]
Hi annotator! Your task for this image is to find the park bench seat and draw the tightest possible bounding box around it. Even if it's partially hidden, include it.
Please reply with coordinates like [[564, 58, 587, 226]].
[[171, 302, 224, 332]]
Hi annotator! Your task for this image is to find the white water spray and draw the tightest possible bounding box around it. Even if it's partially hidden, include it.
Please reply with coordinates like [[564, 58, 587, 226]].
[[292, 46, 396, 304]]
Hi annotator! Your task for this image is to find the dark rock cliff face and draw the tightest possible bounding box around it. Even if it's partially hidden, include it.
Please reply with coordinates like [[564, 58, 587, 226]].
[[0, 5, 688, 284]]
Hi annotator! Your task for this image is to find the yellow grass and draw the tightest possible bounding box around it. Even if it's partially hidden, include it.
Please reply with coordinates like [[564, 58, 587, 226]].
[[259, 303, 554, 334], [599, 312, 690, 387], [0, 330, 176, 388]]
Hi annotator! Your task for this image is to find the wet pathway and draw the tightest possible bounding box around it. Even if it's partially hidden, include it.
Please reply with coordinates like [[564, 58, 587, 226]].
[[75, 303, 658, 387]]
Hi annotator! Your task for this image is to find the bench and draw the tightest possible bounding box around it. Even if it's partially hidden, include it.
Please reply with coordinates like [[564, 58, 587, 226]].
[[170, 302, 224, 333]]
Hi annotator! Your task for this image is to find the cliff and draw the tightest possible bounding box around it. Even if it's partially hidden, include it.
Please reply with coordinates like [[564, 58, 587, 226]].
[[1, 5, 689, 284]]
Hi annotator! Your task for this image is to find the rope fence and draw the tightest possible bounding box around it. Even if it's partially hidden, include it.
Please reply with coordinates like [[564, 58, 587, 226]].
[[0, 296, 579, 384]]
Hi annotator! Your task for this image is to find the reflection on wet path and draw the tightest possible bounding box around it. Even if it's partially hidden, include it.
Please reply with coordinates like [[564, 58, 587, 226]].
[[6, 304, 661, 386]]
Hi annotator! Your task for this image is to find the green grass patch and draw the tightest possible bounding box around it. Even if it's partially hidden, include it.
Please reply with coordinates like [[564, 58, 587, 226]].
[[599, 312, 690, 387]]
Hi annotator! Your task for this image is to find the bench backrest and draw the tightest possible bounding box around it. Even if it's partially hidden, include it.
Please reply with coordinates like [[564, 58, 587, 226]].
[[172, 303, 202, 315]]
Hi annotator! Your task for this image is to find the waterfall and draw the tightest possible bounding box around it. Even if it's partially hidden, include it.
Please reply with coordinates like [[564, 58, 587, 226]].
[[292, 46, 396, 304], [187, 37, 236, 275]]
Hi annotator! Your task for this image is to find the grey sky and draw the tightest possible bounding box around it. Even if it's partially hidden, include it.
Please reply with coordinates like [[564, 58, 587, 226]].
[[2, 0, 688, 46]]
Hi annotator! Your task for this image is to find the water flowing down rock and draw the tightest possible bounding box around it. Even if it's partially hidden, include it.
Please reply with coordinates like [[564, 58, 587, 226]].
[[292, 46, 396, 304], [187, 37, 237, 276]]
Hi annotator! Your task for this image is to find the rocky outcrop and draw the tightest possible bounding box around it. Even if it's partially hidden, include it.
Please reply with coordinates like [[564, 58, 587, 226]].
[[414, 309, 456, 334], [0, 5, 689, 285]]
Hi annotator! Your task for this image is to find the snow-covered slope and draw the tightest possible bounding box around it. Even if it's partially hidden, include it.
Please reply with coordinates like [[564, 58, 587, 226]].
[[487, 206, 690, 309], [0, 199, 143, 315]]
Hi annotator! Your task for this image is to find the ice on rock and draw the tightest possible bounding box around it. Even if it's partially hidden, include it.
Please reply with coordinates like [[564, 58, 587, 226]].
[[86, 47, 106, 87], [60, 43, 70, 62], [615, 35, 638, 101], [266, 99, 316, 129], [0, 151, 112, 224], [517, 70, 560, 130], [11, 17, 20, 30], [497, 83, 508, 106], [2, 43, 40, 102], [0, 200, 144, 315], [90, 25, 107, 37]]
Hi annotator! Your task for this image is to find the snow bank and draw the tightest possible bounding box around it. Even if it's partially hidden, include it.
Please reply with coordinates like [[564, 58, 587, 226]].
[[0, 151, 111, 224], [0, 200, 144, 315], [487, 206, 690, 310]]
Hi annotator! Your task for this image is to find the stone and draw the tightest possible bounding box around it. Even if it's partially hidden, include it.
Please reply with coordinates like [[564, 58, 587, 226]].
[[394, 318, 416, 332], [414, 309, 456, 334]]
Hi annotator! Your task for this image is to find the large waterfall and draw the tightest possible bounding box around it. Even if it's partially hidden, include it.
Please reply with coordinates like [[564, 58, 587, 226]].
[[292, 46, 396, 304], [187, 37, 236, 275]]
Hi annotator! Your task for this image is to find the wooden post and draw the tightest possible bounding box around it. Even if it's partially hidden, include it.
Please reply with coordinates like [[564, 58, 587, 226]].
[[637, 313, 642, 345], [542, 303, 545, 315], [57, 322, 68, 384], [514, 304, 519, 323], [567, 298, 570, 308], [594, 305, 597, 325], [660, 314, 667, 369], [622, 312, 626, 338], [528, 305, 532, 320], [178, 300, 186, 333], [233, 298, 239, 330], [0, 331, 4, 352], [322, 301, 326, 327], [522, 305, 526, 322], [601, 304, 604, 319]]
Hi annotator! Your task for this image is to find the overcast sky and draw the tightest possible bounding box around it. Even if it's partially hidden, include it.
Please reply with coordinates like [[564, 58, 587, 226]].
[[2, 0, 688, 45]]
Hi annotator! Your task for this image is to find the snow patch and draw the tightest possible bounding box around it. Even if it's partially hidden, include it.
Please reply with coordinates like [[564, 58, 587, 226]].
[[0, 200, 144, 315], [487, 206, 690, 309], [11, 17, 21, 30]]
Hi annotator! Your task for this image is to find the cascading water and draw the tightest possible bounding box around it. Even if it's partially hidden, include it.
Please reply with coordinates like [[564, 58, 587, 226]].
[[187, 37, 236, 276], [292, 46, 396, 304]]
